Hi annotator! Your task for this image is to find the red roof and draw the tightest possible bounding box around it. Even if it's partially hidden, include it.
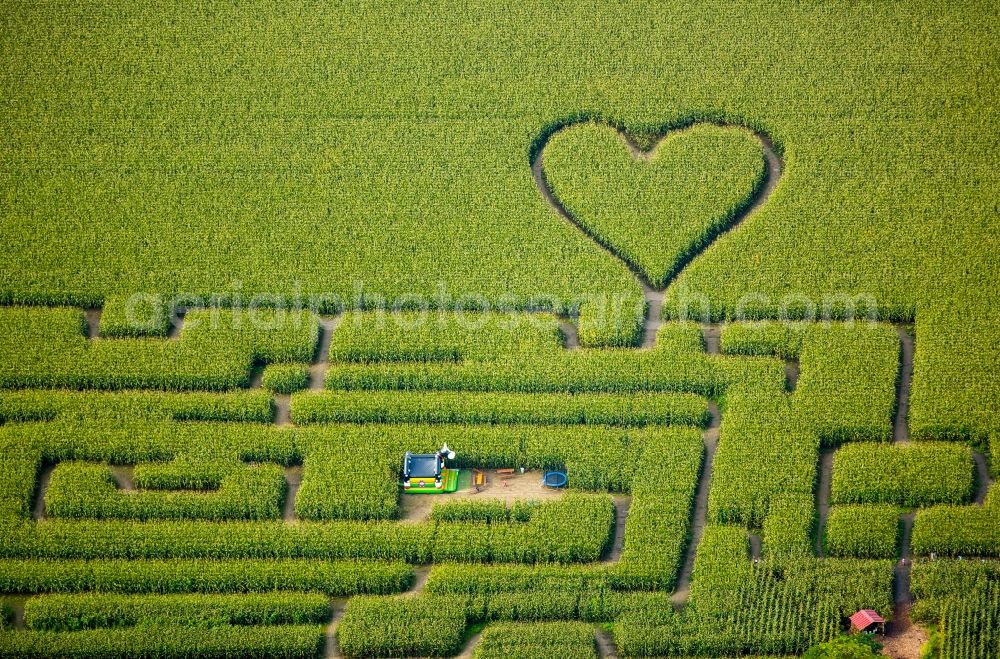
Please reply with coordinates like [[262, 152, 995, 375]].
[[850, 609, 885, 630]]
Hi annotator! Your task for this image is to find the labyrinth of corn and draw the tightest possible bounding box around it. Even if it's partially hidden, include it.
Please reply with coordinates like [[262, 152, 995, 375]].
[[1, 1, 998, 657]]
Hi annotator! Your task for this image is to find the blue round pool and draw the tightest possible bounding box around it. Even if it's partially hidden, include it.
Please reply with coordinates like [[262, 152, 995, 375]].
[[543, 471, 568, 488]]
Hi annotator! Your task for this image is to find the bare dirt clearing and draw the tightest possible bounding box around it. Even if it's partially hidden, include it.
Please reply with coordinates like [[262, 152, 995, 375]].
[[399, 469, 566, 522], [879, 605, 928, 659]]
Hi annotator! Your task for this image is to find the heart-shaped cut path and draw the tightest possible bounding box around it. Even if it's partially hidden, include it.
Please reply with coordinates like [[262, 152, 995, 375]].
[[534, 121, 782, 293]]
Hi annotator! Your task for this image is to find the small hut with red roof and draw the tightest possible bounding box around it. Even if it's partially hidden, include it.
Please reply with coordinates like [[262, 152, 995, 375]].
[[849, 609, 885, 634]]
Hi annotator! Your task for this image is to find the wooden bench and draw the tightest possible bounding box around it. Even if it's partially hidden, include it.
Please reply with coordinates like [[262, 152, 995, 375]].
[[496, 468, 516, 475]]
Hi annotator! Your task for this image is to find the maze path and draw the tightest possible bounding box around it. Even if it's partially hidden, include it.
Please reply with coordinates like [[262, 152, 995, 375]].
[[0, 308, 924, 656], [671, 401, 721, 606], [974, 451, 994, 505], [814, 449, 835, 558], [603, 496, 632, 563], [893, 326, 915, 444], [310, 318, 339, 391], [893, 327, 916, 613]]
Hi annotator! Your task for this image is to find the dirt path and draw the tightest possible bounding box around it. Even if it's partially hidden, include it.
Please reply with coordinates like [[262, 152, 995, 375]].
[[749, 533, 762, 560], [560, 318, 581, 349], [325, 600, 346, 659], [310, 317, 339, 391], [603, 496, 632, 563], [881, 514, 926, 658], [532, 121, 783, 350], [888, 514, 920, 659], [283, 466, 302, 522], [973, 450, 993, 504], [167, 311, 185, 340], [893, 326, 914, 444], [700, 323, 721, 355], [30, 464, 54, 521], [894, 513, 915, 606], [671, 401, 721, 606], [641, 288, 665, 348], [406, 566, 431, 597], [785, 358, 800, 392], [6, 596, 26, 631], [456, 631, 482, 659], [264, 315, 334, 423], [879, 325, 928, 659], [882, 328, 927, 658], [740, 133, 783, 229], [273, 395, 292, 425], [248, 365, 264, 389], [248, 315, 334, 417], [596, 628, 619, 658], [880, 604, 927, 659], [84, 308, 102, 339], [109, 465, 134, 490], [890, 325, 916, 585], [814, 448, 835, 557]]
